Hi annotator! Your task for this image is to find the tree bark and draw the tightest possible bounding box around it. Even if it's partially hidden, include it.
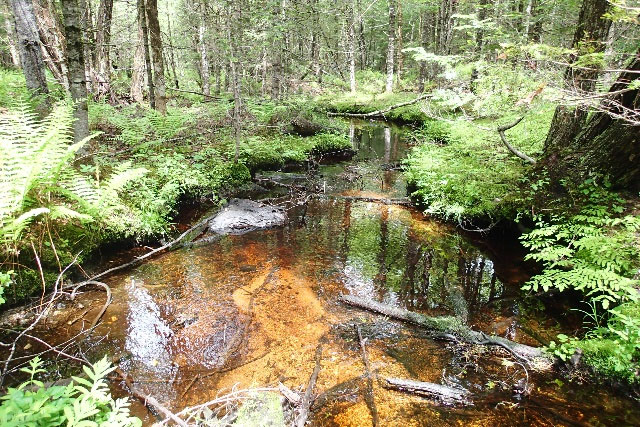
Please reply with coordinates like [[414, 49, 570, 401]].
[[437, 0, 455, 55], [146, 0, 166, 113], [385, 0, 396, 93], [9, 0, 49, 114], [475, 0, 489, 51], [166, 12, 179, 89], [137, 0, 154, 107], [348, 0, 356, 93], [94, 0, 113, 95], [226, 0, 241, 162], [543, 0, 611, 155], [198, 1, 210, 96], [2, 0, 21, 66], [130, 16, 145, 102], [549, 50, 640, 190], [61, 0, 89, 142], [395, 1, 403, 87], [33, 0, 69, 89]]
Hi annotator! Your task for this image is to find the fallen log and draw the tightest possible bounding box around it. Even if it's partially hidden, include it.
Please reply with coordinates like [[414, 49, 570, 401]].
[[339, 295, 552, 366], [384, 377, 471, 405], [321, 195, 412, 206], [327, 94, 432, 119]]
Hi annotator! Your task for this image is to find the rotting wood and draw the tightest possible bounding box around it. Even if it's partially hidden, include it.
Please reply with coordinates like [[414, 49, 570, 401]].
[[296, 342, 324, 427], [384, 377, 471, 405], [339, 295, 551, 365], [357, 325, 379, 427], [327, 94, 432, 119]]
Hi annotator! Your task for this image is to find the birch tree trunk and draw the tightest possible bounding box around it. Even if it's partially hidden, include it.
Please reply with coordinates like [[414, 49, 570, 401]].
[[226, 0, 242, 162], [146, 0, 166, 113], [385, 0, 396, 93], [130, 17, 145, 102], [9, 0, 49, 114], [60, 0, 89, 143], [198, 1, 210, 96]]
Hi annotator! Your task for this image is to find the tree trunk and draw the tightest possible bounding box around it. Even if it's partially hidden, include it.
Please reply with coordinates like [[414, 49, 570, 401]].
[[226, 0, 241, 162], [146, 0, 166, 113], [418, 8, 431, 92], [437, 0, 455, 55], [395, 1, 403, 87], [543, 0, 611, 155], [130, 16, 145, 102], [348, 0, 356, 93], [198, 1, 210, 96], [61, 0, 89, 143], [2, 0, 21, 67], [32, 0, 68, 89], [94, 0, 113, 95], [166, 12, 179, 89], [137, 0, 154, 107], [475, 0, 489, 51], [9, 0, 49, 114], [385, 0, 396, 93], [546, 50, 640, 191]]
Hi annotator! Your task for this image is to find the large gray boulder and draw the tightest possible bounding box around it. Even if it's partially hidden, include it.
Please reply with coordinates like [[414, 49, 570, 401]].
[[208, 199, 286, 235]]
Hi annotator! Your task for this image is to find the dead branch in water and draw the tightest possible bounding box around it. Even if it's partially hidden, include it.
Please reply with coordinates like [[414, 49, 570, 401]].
[[357, 325, 379, 427], [69, 281, 111, 331], [383, 377, 471, 405], [296, 342, 324, 427], [115, 368, 188, 427], [327, 94, 432, 119], [62, 207, 222, 291], [339, 295, 551, 366]]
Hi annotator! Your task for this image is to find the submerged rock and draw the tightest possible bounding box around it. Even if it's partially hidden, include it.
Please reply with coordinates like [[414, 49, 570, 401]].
[[208, 199, 286, 235]]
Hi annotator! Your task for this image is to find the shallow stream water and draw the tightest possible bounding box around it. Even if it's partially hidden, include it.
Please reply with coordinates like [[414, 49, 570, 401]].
[[22, 120, 640, 425]]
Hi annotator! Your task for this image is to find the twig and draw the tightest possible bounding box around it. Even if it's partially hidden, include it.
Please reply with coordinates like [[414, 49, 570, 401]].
[[356, 326, 379, 426], [69, 281, 112, 331], [296, 343, 324, 427], [115, 368, 188, 427]]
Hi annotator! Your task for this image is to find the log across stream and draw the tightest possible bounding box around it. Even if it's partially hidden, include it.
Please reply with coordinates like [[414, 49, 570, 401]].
[[9, 119, 640, 426]]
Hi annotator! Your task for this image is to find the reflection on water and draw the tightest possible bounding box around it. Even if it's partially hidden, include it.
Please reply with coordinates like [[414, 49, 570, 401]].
[[22, 120, 640, 426]]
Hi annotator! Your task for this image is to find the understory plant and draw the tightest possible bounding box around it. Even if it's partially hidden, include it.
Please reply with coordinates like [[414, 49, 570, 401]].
[[0, 357, 141, 426], [520, 179, 640, 382]]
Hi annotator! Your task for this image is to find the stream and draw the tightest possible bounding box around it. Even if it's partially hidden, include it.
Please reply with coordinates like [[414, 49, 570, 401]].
[[19, 120, 640, 425]]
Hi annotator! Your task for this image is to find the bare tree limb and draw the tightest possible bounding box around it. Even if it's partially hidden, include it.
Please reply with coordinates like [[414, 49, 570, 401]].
[[497, 117, 537, 164]]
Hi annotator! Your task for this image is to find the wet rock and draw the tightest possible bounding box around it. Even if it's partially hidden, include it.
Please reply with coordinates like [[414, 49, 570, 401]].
[[208, 199, 287, 235]]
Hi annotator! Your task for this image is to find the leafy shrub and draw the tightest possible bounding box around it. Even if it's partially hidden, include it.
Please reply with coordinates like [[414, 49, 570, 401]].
[[0, 357, 141, 426]]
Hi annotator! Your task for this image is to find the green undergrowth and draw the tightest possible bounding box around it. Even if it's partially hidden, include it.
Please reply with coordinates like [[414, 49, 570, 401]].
[[1, 94, 350, 304], [521, 181, 640, 384], [404, 103, 554, 221]]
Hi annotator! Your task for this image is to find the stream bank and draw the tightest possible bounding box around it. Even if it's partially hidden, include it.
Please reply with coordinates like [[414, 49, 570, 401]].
[[3, 119, 640, 426]]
